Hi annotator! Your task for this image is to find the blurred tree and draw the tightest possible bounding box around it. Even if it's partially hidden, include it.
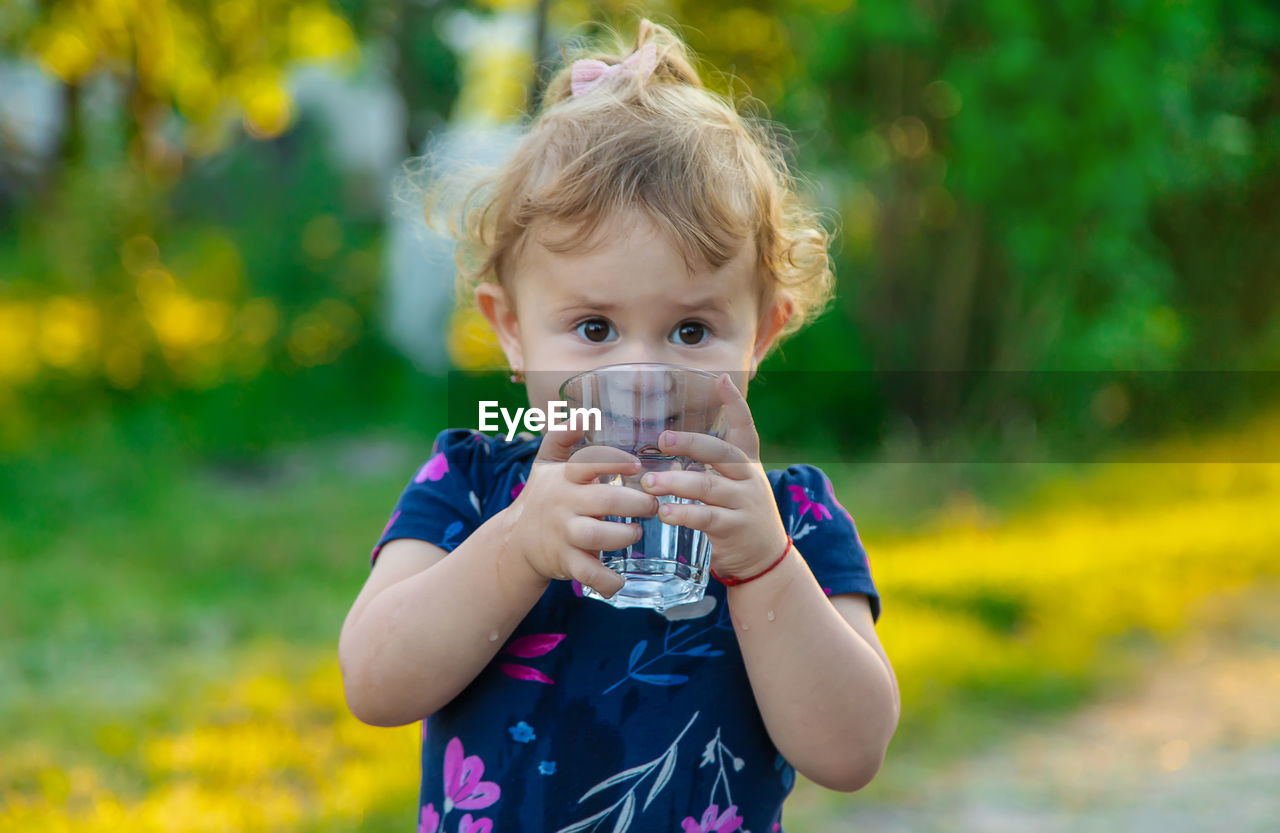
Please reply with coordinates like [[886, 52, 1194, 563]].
[[329, 0, 464, 155], [0, 2, 416, 457], [4, 0, 1279, 461], [23, 0, 358, 168], [773, 0, 1280, 438]]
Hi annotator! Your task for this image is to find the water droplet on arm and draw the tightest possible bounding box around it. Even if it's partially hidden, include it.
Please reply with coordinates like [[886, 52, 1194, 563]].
[[767, 610, 775, 622], [489, 630, 499, 642]]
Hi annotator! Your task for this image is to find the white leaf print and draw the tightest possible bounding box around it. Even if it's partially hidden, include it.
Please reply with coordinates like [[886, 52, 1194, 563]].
[[469, 490, 481, 517], [793, 523, 815, 541], [612, 791, 635, 833], [575, 761, 653, 805], [700, 737, 716, 767], [644, 749, 677, 811], [560, 713, 700, 833], [733, 757, 744, 772], [554, 805, 614, 833]]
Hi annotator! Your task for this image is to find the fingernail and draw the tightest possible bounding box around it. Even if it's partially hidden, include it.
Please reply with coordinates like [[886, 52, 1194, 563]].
[[642, 473, 656, 488], [660, 431, 675, 446], [659, 504, 673, 518]]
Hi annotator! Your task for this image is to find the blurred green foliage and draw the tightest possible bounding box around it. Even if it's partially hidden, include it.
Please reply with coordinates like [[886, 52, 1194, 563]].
[[1, 0, 1278, 466], [758, 0, 1280, 440]]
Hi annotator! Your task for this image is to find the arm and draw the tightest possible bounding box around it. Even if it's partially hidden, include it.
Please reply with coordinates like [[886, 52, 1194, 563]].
[[725, 558, 899, 792], [642, 375, 898, 791], [338, 514, 551, 727], [339, 432, 656, 727]]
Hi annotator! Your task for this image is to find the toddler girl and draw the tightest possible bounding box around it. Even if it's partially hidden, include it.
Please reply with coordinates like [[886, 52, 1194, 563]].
[[340, 19, 899, 833]]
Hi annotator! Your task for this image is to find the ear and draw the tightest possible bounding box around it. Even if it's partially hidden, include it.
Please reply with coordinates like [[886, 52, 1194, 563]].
[[750, 294, 794, 375], [474, 283, 525, 371]]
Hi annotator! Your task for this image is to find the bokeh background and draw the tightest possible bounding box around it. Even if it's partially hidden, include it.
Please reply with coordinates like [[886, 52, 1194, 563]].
[[2, 0, 1279, 830]]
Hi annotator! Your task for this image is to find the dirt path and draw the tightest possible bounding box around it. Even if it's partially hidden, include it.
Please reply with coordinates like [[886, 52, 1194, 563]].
[[842, 584, 1280, 832]]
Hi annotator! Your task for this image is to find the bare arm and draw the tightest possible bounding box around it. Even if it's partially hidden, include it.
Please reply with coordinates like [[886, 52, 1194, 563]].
[[726, 552, 899, 792], [640, 379, 899, 791], [338, 512, 551, 727]]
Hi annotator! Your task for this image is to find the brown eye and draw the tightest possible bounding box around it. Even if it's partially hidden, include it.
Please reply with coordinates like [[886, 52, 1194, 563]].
[[673, 322, 708, 345], [576, 318, 615, 343]]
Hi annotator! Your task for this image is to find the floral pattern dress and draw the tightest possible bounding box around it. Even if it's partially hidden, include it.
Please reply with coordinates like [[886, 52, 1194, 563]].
[[370, 429, 882, 833]]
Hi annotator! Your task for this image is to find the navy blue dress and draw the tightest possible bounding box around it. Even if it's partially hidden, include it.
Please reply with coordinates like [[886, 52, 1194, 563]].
[[370, 428, 881, 833]]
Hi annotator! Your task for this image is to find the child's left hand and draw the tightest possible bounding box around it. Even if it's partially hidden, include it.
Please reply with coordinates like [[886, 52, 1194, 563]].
[[640, 373, 790, 582]]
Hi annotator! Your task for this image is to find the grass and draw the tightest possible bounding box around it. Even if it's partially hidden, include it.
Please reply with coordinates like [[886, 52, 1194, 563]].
[[2, 405, 1279, 830]]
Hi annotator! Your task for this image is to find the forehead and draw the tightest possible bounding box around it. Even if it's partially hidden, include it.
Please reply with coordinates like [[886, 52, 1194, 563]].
[[514, 209, 759, 302]]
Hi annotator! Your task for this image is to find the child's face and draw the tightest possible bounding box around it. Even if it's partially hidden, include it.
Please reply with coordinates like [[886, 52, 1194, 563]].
[[476, 208, 791, 410]]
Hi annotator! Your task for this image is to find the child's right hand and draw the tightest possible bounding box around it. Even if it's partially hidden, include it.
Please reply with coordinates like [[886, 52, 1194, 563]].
[[506, 427, 657, 598]]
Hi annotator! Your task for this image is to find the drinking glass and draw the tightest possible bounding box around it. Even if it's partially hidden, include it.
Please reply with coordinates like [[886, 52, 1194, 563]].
[[559, 363, 729, 611]]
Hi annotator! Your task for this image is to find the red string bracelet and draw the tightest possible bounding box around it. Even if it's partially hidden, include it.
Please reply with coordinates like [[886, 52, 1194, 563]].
[[712, 536, 793, 587]]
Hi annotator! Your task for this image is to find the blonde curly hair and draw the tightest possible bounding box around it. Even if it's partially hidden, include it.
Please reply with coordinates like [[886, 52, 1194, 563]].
[[431, 19, 834, 342]]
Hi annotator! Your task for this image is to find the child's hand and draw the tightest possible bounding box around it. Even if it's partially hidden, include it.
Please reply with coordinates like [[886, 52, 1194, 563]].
[[640, 374, 790, 582], [508, 427, 659, 597]]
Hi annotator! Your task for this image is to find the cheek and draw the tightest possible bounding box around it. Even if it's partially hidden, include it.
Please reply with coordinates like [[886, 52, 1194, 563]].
[[513, 318, 564, 361], [520, 333, 580, 371], [711, 333, 758, 366]]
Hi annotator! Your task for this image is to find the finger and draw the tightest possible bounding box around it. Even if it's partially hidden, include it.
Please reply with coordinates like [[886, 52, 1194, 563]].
[[656, 500, 734, 535], [579, 483, 660, 518], [534, 423, 586, 464], [563, 446, 644, 484], [565, 550, 626, 598], [640, 470, 736, 508], [566, 515, 645, 553], [716, 373, 761, 460], [657, 430, 752, 479]]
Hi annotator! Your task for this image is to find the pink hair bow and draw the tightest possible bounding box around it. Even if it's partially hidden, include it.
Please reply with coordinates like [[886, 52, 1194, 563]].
[[570, 41, 659, 97]]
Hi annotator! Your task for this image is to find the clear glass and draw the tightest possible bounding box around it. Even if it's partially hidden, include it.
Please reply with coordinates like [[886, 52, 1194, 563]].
[[594, 456, 710, 610], [559, 363, 732, 611]]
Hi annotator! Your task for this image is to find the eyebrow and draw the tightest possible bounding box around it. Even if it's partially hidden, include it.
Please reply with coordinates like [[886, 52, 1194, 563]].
[[558, 297, 730, 315]]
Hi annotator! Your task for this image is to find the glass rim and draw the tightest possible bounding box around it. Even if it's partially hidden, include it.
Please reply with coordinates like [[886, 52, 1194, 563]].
[[556, 362, 727, 399]]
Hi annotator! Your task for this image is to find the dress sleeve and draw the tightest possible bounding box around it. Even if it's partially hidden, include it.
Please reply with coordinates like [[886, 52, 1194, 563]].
[[772, 464, 882, 623], [369, 429, 489, 566]]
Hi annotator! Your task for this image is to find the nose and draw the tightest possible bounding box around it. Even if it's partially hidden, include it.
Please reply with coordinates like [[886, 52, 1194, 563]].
[[609, 340, 666, 368]]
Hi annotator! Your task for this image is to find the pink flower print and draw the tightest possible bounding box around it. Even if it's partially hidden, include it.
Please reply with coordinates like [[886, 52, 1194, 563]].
[[499, 664, 554, 683], [418, 803, 439, 833], [511, 480, 525, 501], [787, 485, 832, 522], [415, 453, 449, 483], [443, 737, 500, 813], [498, 632, 565, 685], [681, 803, 744, 833], [570, 579, 585, 597], [504, 633, 565, 657], [458, 815, 493, 833]]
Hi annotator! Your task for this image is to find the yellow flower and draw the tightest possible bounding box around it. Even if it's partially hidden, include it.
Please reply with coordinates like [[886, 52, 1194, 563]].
[[446, 307, 506, 371], [0, 301, 40, 384], [38, 296, 99, 373], [453, 45, 535, 125], [288, 5, 358, 62]]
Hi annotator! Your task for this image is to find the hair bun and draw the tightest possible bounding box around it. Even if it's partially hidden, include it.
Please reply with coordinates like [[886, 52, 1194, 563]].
[[635, 19, 702, 90], [542, 19, 703, 109]]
